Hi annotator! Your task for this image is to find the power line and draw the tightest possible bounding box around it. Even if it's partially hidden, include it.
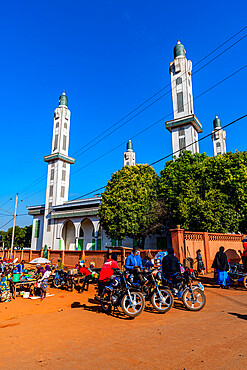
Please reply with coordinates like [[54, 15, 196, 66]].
[[21, 63, 247, 204], [72, 34, 247, 161], [71, 26, 247, 158], [0, 207, 13, 215], [0, 217, 14, 230], [16, 28, 247, 198], [150, 114, 247, 165], [71, 114, 247, 200]]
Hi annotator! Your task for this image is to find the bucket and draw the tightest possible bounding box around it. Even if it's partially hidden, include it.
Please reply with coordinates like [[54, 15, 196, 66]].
[[23, 292, 30, 299], [12, 273, 21, 282]]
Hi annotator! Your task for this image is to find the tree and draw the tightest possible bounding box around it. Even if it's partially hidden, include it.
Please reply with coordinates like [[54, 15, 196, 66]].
[[0, 225, 32, 249], [99, 164, 160, 248], [159, 150, 247, 233]]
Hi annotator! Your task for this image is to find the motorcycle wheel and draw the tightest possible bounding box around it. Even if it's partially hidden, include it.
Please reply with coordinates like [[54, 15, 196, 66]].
[[151, 288, 173, 313], [54, 278, 62, 288], [100, 291, 112, 314], [243, 276, 247, 290], [67, 281, 74, 292], [121, 291, 145, 318], [229, 275, 238, 283], [182, 287, 206, 311]]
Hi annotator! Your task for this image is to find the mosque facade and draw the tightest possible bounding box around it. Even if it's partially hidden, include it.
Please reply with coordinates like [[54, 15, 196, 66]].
[[27, 41, 227, 251]]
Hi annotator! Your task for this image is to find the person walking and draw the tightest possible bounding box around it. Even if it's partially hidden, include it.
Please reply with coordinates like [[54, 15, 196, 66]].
[[196, 249, 205, 275], [212, 247, 230, 288], [39, 265, 51, 299]]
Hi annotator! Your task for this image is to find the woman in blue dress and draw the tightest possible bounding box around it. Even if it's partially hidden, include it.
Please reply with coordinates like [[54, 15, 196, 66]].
[[212, 247, 230, 288]]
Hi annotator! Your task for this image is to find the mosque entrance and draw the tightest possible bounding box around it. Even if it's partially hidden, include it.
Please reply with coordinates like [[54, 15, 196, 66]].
[[79, 218, 94, 250], [62, 220, 75, 251]]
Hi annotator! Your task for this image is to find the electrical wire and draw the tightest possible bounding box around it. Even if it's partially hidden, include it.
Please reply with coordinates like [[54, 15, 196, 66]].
[[20, 63, 247, 204], [0, 217, 14, 230], [16, 27, 247, 198]]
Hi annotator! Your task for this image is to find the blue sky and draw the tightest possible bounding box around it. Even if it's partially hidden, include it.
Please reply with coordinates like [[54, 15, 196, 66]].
[[0, 0, 246, 230]]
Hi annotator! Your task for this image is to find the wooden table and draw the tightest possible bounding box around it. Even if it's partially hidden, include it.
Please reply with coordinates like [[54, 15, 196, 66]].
[[11, 280, 36, 299]]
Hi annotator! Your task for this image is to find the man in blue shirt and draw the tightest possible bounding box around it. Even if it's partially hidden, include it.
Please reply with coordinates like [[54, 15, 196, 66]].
[[125, 247, 143, 270], [125, 247, 144, 284]]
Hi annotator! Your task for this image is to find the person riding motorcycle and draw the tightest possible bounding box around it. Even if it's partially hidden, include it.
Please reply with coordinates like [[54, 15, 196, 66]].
[[98, 254, 119, 294], [125, 247, 144, 283], [162, 247, 181, 282]]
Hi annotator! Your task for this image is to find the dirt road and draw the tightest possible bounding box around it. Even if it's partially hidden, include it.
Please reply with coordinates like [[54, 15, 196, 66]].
[[0, 277, 246, 369]]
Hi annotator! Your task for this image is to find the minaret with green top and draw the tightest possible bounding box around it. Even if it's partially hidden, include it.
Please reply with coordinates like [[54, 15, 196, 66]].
[[211, 115, 226, 156], [42, 92, 75, 248], [165, 41, 202, 157], [124, 139, 135, 166]]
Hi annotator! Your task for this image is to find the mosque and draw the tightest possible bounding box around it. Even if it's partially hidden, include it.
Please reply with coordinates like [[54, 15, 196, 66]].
[[27, 41, 227, 251]]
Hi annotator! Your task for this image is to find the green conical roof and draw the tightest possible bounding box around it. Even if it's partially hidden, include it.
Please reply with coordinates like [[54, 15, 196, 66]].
[[59, 92, 68, 107], [174, 40, 186, 58], [213, 115, 221, 129], [127, 139, 133, 151]]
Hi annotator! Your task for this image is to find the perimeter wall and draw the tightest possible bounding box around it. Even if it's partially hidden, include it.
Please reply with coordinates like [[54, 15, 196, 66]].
[[0, 228, 245, 271], [171, 227, 245, 271]]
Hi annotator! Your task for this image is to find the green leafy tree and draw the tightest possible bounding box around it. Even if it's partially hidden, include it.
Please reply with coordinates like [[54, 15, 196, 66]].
[[0, 225, 32, 249], [159, 151, 247, 233], [99, 164, 160, 248]]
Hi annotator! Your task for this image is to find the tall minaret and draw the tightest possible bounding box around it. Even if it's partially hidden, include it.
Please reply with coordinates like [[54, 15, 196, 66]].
[[211, 116, 226, 156], [124, 140, 135, 166], [165, 41, 202, 157], [42, 92, 75, 247]]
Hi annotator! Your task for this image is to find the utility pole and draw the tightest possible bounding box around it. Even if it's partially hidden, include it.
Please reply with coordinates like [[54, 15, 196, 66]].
[[10, 193, 18, 257]]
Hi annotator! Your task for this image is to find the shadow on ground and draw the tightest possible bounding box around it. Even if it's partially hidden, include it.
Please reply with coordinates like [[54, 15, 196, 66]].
[[71, 299, 134, 320], [228, 312, 247, 320]]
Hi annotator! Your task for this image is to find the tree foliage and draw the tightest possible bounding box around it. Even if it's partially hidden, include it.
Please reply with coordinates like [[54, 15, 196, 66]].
[[159, 151, 247, 233], [0, 225, 32, 249], [98, 164, 160, 247]]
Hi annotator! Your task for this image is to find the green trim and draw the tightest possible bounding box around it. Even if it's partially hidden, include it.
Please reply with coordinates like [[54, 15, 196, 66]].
[[97, 239, 101, 250], [51, 210, 98, 219], [92, 239, 95, 251], [165, 115, 202, 133], [34, 220, 40, 238], [28, 209, 44, 215], [44, 153, 75, 164]]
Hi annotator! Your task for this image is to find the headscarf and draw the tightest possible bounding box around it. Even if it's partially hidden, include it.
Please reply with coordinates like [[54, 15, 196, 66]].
[[212, 247, 228, 271]]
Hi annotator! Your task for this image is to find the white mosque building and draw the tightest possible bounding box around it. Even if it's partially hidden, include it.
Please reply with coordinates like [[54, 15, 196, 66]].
[[27, 93, 160, 251], [27, 41, 227, 251]]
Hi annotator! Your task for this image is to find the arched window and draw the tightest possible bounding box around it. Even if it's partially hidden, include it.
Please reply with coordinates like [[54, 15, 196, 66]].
[[79, 227, 84, 238], [176, 77, 182, 85]]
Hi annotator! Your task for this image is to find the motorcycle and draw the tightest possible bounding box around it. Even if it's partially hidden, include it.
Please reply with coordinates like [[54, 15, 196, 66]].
[[94, 269, 145, 318], [228, 263, 247, 289], [53, 269, 75, 291], [127, 268, 173, 314], [161, 268, 206, 311]]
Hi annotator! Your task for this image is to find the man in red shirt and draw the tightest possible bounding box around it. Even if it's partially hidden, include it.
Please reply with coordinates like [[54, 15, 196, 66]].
[[99, 253, 119, 282]]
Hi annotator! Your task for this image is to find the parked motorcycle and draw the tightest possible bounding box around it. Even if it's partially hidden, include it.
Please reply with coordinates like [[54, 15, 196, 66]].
[[94, 269, 145, 318], [126, 268, 173, 314], [228, 263, 247, 289], [160, 268, 206, 311], [53, 269, 75, 291]]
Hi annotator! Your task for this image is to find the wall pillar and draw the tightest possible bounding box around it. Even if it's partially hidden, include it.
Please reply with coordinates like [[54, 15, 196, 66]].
[[170, 226, 185, 262], [62, 249, 65, 265], [203, 232, 210, 272]]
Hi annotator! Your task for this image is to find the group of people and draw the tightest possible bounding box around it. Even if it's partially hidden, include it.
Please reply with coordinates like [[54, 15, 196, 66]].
[[95, 243, 247, 291], [0, 257, 52, 302]]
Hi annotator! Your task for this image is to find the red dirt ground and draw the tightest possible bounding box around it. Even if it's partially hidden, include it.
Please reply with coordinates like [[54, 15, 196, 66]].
[[0, 275, 246, 369]]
